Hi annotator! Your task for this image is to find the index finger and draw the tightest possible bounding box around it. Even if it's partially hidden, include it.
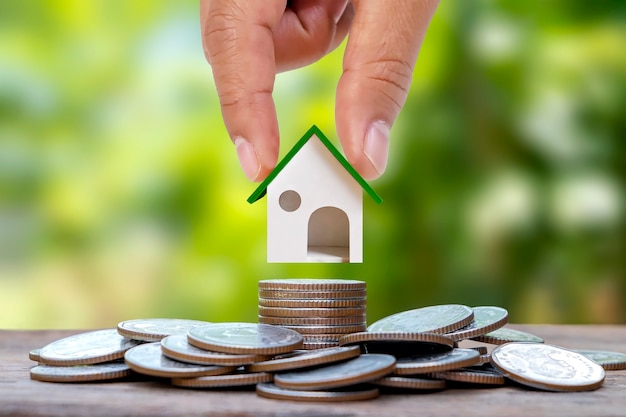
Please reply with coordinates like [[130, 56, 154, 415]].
[[201, 0, 286, 181]]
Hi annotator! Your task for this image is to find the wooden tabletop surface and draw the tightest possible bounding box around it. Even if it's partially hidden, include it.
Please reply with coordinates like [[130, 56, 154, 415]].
[[2, 324, 625, 417]]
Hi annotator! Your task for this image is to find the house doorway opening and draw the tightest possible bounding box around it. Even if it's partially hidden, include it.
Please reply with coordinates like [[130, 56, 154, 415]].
[[307, 206, 349, 262]]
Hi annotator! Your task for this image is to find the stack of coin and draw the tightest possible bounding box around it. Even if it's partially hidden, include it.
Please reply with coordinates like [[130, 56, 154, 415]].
[[258, 279, 367, 349]]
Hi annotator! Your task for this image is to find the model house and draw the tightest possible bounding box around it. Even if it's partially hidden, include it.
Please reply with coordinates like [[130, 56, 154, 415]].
[[248, 125, 381, 263]]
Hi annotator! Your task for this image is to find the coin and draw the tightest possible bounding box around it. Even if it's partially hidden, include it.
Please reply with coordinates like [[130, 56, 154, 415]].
[[187, 323, 303, 355], [172, 371, 273, 388], [29, 348, 41, 362], [473, 327, 544, 344], [259, 298, 366, 308], [246, 346, 361, 373], [491, 343, 605, 391], [259, 315, 366, 326], [393, 349, 480, 375], [282, 324, 367, 335], [39, 329, 140, 366], [367, 304, 474, 334], [117, 318, 210, 342], [30, 362, 131, 383], [339, 332, 455, 351], [274, 353, 396, 390], [374, 376, 446, 390], [161, 334, 271, 366], [574, 349, 626, 371], [301, 334, 341, 343], [431, 367, 506, 385], [301, 341, 340, 350], [258, 279, 366, 291], [256, 383, 380, 402], [258, 306, 367, 318], [124, 343, 236, 378], [259, 289, 367, 300], [445, 306, 508, 341]]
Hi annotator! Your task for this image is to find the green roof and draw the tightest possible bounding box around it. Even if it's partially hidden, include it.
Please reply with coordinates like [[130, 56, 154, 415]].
[[247, 125, 382, 204]]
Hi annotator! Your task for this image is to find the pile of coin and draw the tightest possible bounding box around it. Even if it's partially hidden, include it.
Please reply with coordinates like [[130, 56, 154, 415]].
[[27, 297, 626, 401], [257, 279, 367, 349]]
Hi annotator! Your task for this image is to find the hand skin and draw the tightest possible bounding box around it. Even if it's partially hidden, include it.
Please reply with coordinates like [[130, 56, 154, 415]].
[[200, 0, 439, 181]]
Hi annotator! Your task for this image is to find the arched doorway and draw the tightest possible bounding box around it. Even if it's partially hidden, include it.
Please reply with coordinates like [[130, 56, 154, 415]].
[[307, 207, 349, 262]]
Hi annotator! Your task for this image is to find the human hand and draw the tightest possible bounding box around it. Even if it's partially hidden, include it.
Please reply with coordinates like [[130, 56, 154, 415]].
[[200, 0, 439, 181]]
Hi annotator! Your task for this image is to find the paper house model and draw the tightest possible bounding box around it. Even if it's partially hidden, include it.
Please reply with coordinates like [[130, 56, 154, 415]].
[[247, 125, 381, 263]]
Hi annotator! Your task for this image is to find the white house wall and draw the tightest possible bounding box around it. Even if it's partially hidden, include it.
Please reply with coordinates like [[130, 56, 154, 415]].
[[267, 136, 363, 263]]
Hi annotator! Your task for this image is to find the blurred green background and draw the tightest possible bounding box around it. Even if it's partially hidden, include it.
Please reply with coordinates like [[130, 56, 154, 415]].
[[1, 1, 624, 329]]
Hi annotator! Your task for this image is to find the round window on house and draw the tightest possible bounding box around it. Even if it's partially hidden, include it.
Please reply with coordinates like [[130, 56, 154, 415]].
[[279, 190, 301, 212]]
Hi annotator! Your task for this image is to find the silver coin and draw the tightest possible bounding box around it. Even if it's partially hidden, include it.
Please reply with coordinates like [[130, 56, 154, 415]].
[[394, 348, 481, 375], [160, 334, 270, 366], [274, 353, 396, 390], [256, 382, 380, 402], [30, 362, 130, 383], [258, 279, 366, 291], [367, 304, 474, 334], [491, 343, 605, 392], [445, 306, 508, 341], [39, 329, 140, 366], [124, 343, 236, 378], [117, 318, 210, 342], [187, 323, 303, 355], [29, 348, 42, 362], [246, 346, 361, 373], [574, 349, 626, 371], [475, 327, 544, 344]]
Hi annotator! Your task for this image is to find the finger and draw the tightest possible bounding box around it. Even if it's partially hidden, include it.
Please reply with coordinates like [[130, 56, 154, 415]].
[[335, 0, 440, 180], [273, 0, 352, 72], [201, 0, 286, 181]]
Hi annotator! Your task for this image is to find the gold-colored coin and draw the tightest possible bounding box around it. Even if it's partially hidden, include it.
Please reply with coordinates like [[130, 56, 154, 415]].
[[283, 324, 367, 335], [258, 298, 366, 308], [259, 289, 367, 300], [374, 376, 446, 390], [259, 279, 366, 292], [246, 346, 361, 373], [30, 362, 131, 383], [172, 371, 273, 388], [256, 383, 380, 402], [258, 306, 366, 318], [259, 315, 366, 326]]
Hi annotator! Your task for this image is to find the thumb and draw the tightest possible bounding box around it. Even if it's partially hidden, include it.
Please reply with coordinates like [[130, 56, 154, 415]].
[[336, 0, 439, 180]]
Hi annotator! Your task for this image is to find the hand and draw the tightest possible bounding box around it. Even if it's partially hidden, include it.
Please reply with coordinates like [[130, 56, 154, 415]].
[[200, 0, 439, 181]]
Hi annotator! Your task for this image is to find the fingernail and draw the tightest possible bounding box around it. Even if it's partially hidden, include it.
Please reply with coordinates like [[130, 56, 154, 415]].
[[234, 137, 261, 181], [364, 121, 390, 176]]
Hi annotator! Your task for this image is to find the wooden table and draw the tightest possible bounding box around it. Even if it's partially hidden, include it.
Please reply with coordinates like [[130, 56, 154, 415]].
[[2, 325, 625, 417]]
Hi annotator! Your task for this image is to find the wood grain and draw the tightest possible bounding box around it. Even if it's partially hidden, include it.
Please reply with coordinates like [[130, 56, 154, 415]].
[[1, 325, 625, 417]]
